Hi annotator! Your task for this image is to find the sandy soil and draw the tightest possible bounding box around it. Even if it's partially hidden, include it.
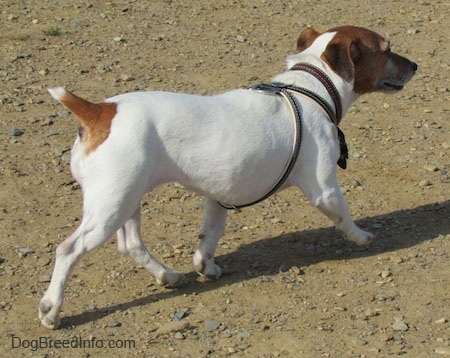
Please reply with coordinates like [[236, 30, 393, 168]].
[[1, 0, 449, 357]]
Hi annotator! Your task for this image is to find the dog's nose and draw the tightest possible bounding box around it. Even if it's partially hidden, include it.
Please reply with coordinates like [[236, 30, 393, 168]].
[[412, 62, 418, 72]]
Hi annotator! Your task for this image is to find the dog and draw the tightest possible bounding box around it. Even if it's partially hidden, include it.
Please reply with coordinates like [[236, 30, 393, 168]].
[[39, 26, 417, 329]]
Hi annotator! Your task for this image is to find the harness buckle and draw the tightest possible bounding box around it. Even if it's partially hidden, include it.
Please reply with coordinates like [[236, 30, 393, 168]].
[[250, 83, 282, 95]]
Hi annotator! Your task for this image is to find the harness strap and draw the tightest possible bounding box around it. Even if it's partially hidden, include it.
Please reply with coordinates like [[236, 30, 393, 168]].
[[219, 63, 348, 210], [219, 85, 302, 211], [289, 63, 342, 124]]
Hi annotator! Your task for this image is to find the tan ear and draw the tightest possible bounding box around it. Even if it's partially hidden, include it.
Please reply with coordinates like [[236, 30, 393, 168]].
[[294, 27, 321, 54], [321, 38, 361, 81]]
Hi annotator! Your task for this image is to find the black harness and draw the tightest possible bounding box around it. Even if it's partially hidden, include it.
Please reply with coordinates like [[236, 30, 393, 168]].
[[219, 63, 348, 210]]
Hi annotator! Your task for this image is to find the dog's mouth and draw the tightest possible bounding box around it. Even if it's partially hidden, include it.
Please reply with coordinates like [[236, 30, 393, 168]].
[[379, 81, 405, 92]]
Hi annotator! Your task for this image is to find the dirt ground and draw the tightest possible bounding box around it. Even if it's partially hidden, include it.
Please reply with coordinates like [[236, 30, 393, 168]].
[[1, 0, 449, 357]]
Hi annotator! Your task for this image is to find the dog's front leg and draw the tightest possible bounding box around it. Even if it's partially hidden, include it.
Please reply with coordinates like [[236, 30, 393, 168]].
[[313, 186, 376, 245], [297, 154, 375, 246], [193, 198, 228, 279]]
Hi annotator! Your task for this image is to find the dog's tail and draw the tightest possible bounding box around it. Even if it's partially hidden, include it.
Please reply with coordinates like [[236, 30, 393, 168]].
[[48, 87, 117, 153]]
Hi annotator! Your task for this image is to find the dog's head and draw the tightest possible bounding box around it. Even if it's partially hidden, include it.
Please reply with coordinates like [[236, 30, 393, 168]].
[[294, 26, 417, 94]]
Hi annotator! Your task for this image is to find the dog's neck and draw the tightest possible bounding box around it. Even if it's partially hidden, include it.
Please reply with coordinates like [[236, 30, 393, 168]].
[[273, 54, 359, 116], [288, 62, 343, 124]]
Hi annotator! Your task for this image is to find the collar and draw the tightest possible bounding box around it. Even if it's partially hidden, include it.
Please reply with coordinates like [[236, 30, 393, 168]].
[[289, 62, 343, 125]]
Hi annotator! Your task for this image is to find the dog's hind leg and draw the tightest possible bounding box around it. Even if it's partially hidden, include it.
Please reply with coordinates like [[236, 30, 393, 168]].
[[116, 207, 185, 287], [39, 215, 123, 329], [38, 183, 143, 329], [193, 198, 228, 279]]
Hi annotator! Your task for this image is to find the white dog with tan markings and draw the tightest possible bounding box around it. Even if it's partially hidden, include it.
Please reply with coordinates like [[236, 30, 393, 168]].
[[40, 26, 416, 329]]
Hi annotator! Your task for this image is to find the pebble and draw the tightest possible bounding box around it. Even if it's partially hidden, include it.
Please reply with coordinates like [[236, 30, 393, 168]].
[[119, 74, 135, 82], [364, 308, 380, 317], [407, 28, 419, 35], [18, 247, 34, 257], [392, 317, 409, 331], [435, 347, 450, 355], [418, 180, 432, 187], [155, 321, 189, 336], [37, 256, 51, 267], [174, 310, 187, 321], [10, 128, 23, 137], [423, 164, 438, 172], [205, 319, 220, 332], [435, 318, 447, 324], [38, 275, 51, 283], [108, 319, 122, 327], [174, 332, 185, 340], [352, 338, 368, 346], [350, 178, 362, 188]]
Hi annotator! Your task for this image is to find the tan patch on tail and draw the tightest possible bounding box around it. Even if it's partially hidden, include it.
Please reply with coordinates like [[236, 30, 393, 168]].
[[58, 90, 117, 155]]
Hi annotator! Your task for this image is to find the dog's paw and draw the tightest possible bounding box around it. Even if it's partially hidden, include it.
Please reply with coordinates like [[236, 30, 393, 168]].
[[349, 229, 376, 246], [156, 270, 185, 288], [38, 300, 61, 329], [193, 260, 222, 280]]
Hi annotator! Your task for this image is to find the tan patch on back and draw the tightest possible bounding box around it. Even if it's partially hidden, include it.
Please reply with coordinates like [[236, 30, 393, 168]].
[[59, 91, 117, 155]]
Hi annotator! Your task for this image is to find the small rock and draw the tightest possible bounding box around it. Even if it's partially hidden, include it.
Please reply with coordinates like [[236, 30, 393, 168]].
[[174, 310, 187, 321], [236, 35, 246, 43], [380, 269, 391, 279], [393, 317, 409, 331], [418, 180, 432, 187], [334, 306, 347, 311], [108, 319, 122, 327], [353, 338, 368, 346], [435, 347, 450, 355], [435, 318, 447, 324], [19, 247, 34, 257], [442, 142, 450, 150], [119, 74, 135, 82], [174, 331, 185, 340], [10, 128, 23, 137], [289, 266, 303, 275], [364, 308, 380, 317], [423, 164, 438, 172], [37, 257, 51, 267], [38, 275, 51, 283], [350, 178, 362, 187], [155, 321, 189, 336], [237, 330, 251, 340], [205, 319, 220, 332]]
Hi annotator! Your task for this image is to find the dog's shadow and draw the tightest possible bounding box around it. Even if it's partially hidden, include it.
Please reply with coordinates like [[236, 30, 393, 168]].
[[62, 200, 449, 329]]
